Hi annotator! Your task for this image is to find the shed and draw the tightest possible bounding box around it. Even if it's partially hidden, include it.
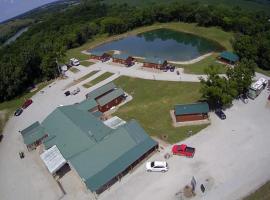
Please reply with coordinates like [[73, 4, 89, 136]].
[[174, 102, 209, 122], [21, 121, 48, 150], [85, 82, 116, 100], [143, 57, 167, 69], [219, 51, 239, 64], [96, 88, 125, 112]]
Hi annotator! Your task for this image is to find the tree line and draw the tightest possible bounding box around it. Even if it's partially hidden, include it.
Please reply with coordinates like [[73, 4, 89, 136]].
[[0, 0, 269, 101]]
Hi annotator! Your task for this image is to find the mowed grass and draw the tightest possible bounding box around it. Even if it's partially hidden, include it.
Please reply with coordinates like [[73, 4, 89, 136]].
[[69, 67, 80, 73], [65, 22, 233, 66], [83, 72, 113, 88], [0, 81, 53, 134], [77, 71, 99, 82], [175, 53, 228, 74], [80, 60, 95, 67], [114, 76, 208, 143], [255, 67, 270, 77], [243, 181, 270, 200]]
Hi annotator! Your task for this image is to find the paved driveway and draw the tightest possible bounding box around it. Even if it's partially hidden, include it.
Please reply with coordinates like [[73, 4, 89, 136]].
[[100, 88, 270, 200]]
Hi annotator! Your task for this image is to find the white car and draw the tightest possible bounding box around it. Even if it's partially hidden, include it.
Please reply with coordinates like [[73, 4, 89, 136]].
[[146, 161, 168, 172], [71, 87, 80, 95], [70, 58, 80, 66]]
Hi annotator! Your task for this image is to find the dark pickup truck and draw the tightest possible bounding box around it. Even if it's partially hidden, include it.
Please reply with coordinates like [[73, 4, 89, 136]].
[[172, 144, 195, 158]]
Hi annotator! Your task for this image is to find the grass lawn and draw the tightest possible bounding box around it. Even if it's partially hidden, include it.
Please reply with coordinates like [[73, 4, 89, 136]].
[[69, 67, 80, 73], [255, 67, 270, 77], [80, 60, 95, 67], [83, 72, 113, 88], [174, 53, 228, 74], [65, 22, 233, 65], [0, 81, 53, 134], [243, 181, 270, 200], [77, 71, 99, 82], [114, 76, 208, 143]]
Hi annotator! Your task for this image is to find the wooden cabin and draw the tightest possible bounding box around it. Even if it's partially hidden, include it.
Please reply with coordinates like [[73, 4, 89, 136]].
[[143, 57, 168, 69], [112, 54, 134, 66], [174, 102, 209, 122]]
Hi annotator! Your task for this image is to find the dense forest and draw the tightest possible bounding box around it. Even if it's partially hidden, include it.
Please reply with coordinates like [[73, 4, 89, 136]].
[[0, 0, 270, 101]]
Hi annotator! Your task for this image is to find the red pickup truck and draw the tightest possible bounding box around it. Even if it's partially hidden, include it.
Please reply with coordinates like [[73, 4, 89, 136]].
[[172, 144, 195, 158]]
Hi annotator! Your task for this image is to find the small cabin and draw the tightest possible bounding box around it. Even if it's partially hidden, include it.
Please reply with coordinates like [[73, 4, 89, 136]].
[[90, 51, 111, 62], [112, 54, 135, 66], [174, 102, 209, 123], [219, 51, 239, 65], [143, 57, 168, 69]]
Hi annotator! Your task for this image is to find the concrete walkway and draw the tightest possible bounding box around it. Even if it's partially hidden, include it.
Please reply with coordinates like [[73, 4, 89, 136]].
[[88, 60, 206, 82]]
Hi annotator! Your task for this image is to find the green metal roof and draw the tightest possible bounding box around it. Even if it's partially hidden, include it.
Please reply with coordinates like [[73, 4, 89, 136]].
[[75, 98, 97, 111], [112, 54, 130, 60], [70, 120, 157, 192], [174, 102, 209, 116], [92, 111, 103, 118], [40, 103, 157, 193], [21, 121, 47, 145], [96, 88, 124, 106], [144, 57, 166, 64], [42, 105, 111, 158], [86, 82, 116, 99], [220, 51, 239, 63]]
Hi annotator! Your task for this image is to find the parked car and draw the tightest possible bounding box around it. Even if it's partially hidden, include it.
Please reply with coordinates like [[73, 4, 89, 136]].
[[215, 109, 226, 120], [146, 161, 168, 172], [172, 144, 195, 158], [14, 108, 23, 116], [70, 58, 80, 66], [22, 99, 33, 109], [64, 91, 71, 96], [71, 87, 80, 95], [240, 94, 249, 104]]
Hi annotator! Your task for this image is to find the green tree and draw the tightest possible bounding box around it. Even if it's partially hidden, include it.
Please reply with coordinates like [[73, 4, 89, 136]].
[[200, 66, 237, 108], [226, 59, 255, 95]]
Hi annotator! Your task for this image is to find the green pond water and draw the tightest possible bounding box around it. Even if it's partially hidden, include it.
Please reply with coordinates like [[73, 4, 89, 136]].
[[89, 29, 223, 61]]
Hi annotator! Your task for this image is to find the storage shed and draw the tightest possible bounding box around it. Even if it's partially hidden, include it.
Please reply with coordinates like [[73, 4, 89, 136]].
[[143, 57, 167, 69], [112, 54, 134, 66], [174, 102, 209, 122], [219, 51, 239, 64]]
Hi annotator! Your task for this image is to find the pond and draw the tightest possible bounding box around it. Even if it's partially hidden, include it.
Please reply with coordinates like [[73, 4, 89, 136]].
[[89, 29, 224, 61]]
